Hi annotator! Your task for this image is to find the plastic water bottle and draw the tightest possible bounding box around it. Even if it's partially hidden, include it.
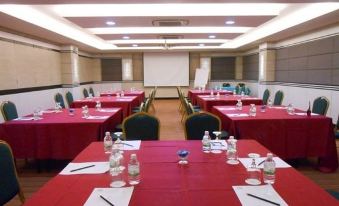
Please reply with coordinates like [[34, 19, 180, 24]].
[[263, 153, 276, 184], [236, 99, 243, 110], [226, 136, 239, 164], [121, 90, 125, 97], [249, 104, 257, 117], [202, 131, 211, 153], [109, 148, 120, 176], [267, 98, 273, 108], [103, 132, 113, 153], [128, 154, 140, 185]]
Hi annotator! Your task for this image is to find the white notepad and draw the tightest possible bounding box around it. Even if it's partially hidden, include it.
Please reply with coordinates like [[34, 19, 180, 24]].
[[98, 109, 119, 113], [84, 187, 134, 206], [233, 185, 288, 206], [86, 115, 109, 120], [217, 107, 236, 111], [60, 162, 109, 175], [227, 113, 249, 117], [121, 140, 141, 150], [238, 157, 291, 169]]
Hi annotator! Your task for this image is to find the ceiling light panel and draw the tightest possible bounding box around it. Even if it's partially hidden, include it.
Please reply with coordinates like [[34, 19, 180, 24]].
[[49, 4, 287, 17], [108, 39, 229, 44], [89, 27, 252, 34]]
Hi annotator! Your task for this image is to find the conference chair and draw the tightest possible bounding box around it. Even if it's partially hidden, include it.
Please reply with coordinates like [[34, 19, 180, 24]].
[[1, 101, 19, 121], [132, 102, 145, 114], [273, 90, 284, 105], [238, 83, 245, 87], [244, 87, 251, 95], [65, 91, 74, 108], [122, 112, 160, 141], [235, 85, 240, 94], [262, 89, 270, 105], [89, 87, 95, 97], [83, 88, 89, 98], [54, 93, 66, 109], [312, 96, 329, 115], [184, 112, 228, 140], [222, 83, 231, 87], [0, 140, 25, 205]]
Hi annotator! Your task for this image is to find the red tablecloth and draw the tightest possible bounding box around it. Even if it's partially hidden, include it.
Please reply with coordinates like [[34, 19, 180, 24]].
[[71, 96, 139, 118], [100, 91, 145, 104], [196, 95, 263, 112], [0, 108, 122, 159], [211, 105, 338, 172], [188, 89, 233, 105], [24, 140, 338, 206]]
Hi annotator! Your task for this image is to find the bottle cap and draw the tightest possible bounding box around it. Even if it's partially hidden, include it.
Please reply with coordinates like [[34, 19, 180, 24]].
[[229, 136, 234, 139], [131, 154, 137, 159], [204, 131, 209, 135], [267, 153, 273, 158], [105, 131, 110, 136]]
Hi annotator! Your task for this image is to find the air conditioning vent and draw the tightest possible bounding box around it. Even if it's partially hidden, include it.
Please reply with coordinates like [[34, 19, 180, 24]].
[[152, 19, 189, 27], [158, 35, 184, 39]]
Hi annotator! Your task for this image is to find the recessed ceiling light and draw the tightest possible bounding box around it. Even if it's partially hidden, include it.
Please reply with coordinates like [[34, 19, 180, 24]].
[[208, 35, 216, 39], [199, 43, 205, 46], [225, 20, 235, 25], [132, 44, 138, 47], [106, 21, 115, 26], [122, 36, 130, 39]]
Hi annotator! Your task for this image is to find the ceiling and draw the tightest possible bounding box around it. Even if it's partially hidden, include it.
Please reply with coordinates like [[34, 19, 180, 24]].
[[0, 1, 338, 53]]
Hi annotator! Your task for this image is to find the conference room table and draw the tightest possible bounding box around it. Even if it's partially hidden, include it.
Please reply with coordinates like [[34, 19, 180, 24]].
[[23, 140, 338, 206], [196, 94, 263, 113], [0, 108, 122, 160], [71, 96, 139, 118], [211, 105, 338, 172], [100, 90, 145, 104], [187, 89, 233, 105]]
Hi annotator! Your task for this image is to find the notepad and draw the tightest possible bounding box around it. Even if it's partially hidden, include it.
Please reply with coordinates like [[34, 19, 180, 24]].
[[210, 140, 227, 150], [233, 185, 288, 206], [294, 112, 319, 116], [238, 157, 291, 169], [121, 140, 141, 150], [84, 187, 134, 206], [60, 162, 109, 175], [227, 113, 249, 117], [98, 109, 119, 113], [217, 107, 236, 111], [13, 117, 34, 121], [86, 116, 109, 120]]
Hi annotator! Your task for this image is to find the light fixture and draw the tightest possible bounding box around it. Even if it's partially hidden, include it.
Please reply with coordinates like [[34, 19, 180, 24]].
[[208, 35, 216, 39], [122, 36, 130, 39], [106, 21, 116, 26], [107, 39, 229, 44], [132, 44, 138, 47], [199, 43, 205, 46], [225, 20, 235, 25]]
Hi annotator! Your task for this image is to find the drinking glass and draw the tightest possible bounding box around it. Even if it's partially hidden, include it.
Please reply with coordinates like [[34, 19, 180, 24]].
[[177, 150, 189, 165]]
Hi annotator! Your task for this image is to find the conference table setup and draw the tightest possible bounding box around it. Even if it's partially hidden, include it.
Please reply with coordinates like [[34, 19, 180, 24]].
[[196, 94, 263, 113], [100, 90, 145, 105], [71, 96, 139, 118], [211, 105, 338, 172], [0, 108, 122, 160], [187, 89, 233, 105], [23, 140, 338, 206]]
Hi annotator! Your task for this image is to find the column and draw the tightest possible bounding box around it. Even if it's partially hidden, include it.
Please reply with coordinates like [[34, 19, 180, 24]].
[[235, 56, 243, 80], [259, 43, 276, 82], [60, 45, 79, 86]]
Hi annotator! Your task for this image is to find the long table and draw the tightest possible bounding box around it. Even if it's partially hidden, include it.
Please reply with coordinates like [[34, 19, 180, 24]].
[[188, 89, 233, 105], [24, 140, 338, 205], [196, 95, 263, 112], [211, 105, 338, 172], [71, 96, 139, 118], [0, 108, 122, 159], [100, 90, 145, 104]]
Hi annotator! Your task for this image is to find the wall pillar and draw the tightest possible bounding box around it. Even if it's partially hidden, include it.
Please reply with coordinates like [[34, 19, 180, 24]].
[[259, 43, 276, 82], [60, 45, 79, 86], [235, 56, 243, 80]]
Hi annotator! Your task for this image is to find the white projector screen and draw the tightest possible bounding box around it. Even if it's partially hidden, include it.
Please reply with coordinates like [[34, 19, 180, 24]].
[[143, 52, 189, 86]]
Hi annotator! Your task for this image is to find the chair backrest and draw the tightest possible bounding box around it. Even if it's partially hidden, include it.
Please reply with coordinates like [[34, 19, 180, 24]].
[[0, 141, 25, 205], [54, 93, 65, 109], [144, 98, 151, 112], [1, 101, 18, 121], [83, 88, 89, 98], [139, 102, 145, 112], [273, 90, 284, 105], [238, 83, 245, 87], [184, 112, 221, 140], [65, 91, 74, 107], [222, 83, 230, 87], [312, 96, 329, 115], [89, 87, 95, 97], [235, 85, 240, 94], [262, 89, 270, 105], [244, 87, 251, 95], [122, 112, 160, 140]]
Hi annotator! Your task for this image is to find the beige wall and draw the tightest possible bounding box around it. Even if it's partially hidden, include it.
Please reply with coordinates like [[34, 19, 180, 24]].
[[78, 56, 101, 83], [0, 40, 61, 90]]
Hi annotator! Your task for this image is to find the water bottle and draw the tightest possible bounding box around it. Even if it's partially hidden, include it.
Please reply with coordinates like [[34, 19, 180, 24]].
[[103, 131, 113, 153], [95, 101, 101, 111], [241, 91, 245, 97], [210, 91, 214, 96], [236, 99, 242, 110], [109, 148, 121, 176], [202, 131, 211, 153], [267, 98, 273, 108], [263, 153, 276, 184], [286, 103, 294, 115], [249, 104, 256, 117], [245, 158, 261, 185], [121, 90, 125, 97], [226, 136, 239, 164], [233, 89, 236, 95], [128, 154, 140, 185], [216, 92, 220, 98]]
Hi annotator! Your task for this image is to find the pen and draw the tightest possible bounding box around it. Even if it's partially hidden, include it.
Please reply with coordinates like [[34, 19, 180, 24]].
[[100, 195, 115, 206], [247, 193, 280, 206], [257, 160, 265, 166], [70, 164, 95, 172]]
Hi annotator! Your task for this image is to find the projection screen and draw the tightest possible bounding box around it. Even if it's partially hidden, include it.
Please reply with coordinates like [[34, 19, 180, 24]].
[[143, 52, 189, 86]]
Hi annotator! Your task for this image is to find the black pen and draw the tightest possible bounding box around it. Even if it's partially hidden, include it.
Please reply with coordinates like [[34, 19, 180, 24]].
[[247, 193, 280, 206], [257, 159, 265, 166], [70, 164, 95, 172], [118, 142, 134, 147], [100, 195, 115, 206]]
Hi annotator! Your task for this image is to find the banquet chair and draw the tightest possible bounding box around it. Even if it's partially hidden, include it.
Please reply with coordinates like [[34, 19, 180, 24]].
[[65, 91, 74, 108], [235, 85, 240, 94], [335, 115, 339, 139], [244, 87, 251, 95], [262, 89, 270, 105], [273, 90, 284, 105], [122, 112, 160, 140], [238, 83, 245, 87], [1, 101, 19, 121], [222, 83, 230, 87], [184, 112, 228, 140], [54, 93, 66, 109], [83, 88, 89, 98], [89, 87, 95, 97], [312, 96, 329, 115], [0, 140, 25, 205]]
